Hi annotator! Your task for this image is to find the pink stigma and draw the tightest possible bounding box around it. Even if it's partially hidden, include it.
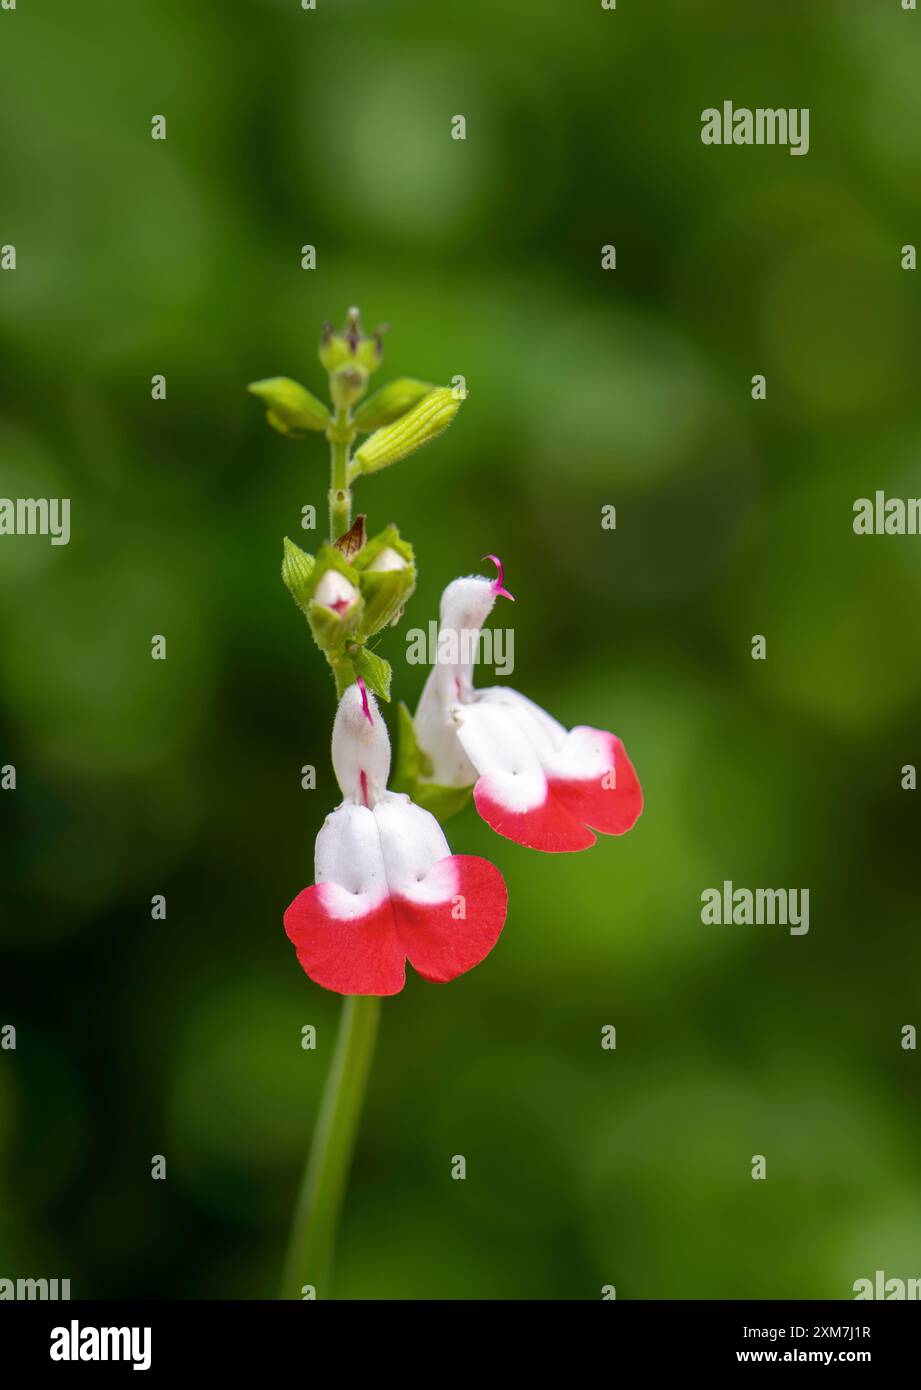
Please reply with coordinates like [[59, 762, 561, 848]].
[[482, 553, 515, 602], [356, 676, 374, 725]]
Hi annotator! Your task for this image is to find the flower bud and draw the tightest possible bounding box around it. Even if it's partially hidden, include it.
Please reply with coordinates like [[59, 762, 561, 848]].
[[353, 387, 461, 475], [247, 377, 330, 436], [353, 378, 434, 432], [281, 537, 316, 616], [313, 569, 360, 617], [353, 524, 416, 637], [298, 546, 365, 653]]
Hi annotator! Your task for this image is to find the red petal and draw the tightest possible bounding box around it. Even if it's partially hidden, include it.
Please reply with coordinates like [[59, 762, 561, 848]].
[[395, 856, 508, 983], [474, 778, 597, 852], [284, 858, 508, 994], [550, 731, 643, 836], [284, 886, 406, 996]]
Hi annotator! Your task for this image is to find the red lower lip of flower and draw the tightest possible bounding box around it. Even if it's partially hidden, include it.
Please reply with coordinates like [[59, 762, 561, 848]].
[[474, 732, 643, 853], [329, 597, 352, 615], [283, 856, 507, 995]]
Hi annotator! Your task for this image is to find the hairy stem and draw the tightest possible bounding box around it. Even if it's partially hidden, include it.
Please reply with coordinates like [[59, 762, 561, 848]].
[[328, 410, 353, 541], [280, 994, 381, 1300]]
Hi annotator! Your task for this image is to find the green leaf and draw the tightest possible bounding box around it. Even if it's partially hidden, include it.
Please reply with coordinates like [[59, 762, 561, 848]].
[[352, 646, 392, 703]]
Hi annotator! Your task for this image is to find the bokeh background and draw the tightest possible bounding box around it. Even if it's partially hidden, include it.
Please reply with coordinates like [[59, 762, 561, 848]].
[[2, 0, 920, 1300]]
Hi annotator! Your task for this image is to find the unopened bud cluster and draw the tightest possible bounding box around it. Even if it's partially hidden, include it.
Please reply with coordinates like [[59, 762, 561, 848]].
[[248, 307, 465, 704]]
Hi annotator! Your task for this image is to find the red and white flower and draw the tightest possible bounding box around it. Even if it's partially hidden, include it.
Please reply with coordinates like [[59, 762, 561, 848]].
[[284, 681, 508, 995], [413, 558, 643, 852]]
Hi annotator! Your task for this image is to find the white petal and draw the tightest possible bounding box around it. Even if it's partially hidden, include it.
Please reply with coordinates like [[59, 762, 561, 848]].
[[372, 793, 457, 904], [453, 700, 548, 813], [365, 546, 407, 573], [543, 725, 618, 781], [314, 570, 359, 612], [331, 683, 391, 804], [438, 575, 497, 635], [413, 665, 479, 787], [433, 576, 497, 700], [314, 803, 387, 918], [412, 576, 499, 785], [476, 687, 567, 751], [477, 687, 612, 781]]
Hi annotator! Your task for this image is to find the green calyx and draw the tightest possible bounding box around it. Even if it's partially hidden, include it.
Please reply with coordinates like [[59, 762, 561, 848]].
[[330, 365, 369, 413], [247, 377, 331, 436], [352, 524, 416, 638], [353, 387, 462, 476], [281, 537, 316, 616], [319, 307, 385, 378], [353, 378, 434, 432], [392, 703, 473, 824], [325, 645, 391, 703], [297, 545, 365, 653]]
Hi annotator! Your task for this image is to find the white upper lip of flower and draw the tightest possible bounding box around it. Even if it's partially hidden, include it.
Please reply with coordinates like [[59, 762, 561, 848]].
[[331, 683, 391, 807], [321, 683, 459, 908], [413, 574, 504, 784]]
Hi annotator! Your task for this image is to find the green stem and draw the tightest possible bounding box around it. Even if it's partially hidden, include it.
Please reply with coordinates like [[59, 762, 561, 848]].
[[283, 401, 369, 1302], [280, 995, 381, 1299], [328, 410, 353, 541]]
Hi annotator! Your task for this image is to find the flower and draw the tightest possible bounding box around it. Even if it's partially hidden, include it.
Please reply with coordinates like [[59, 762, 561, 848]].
[[284, 681, 508, 995], [413, 558, 643, 852]]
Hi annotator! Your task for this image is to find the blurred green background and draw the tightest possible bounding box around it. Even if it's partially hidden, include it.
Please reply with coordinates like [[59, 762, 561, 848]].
[[2, 0, 921, 1300]]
